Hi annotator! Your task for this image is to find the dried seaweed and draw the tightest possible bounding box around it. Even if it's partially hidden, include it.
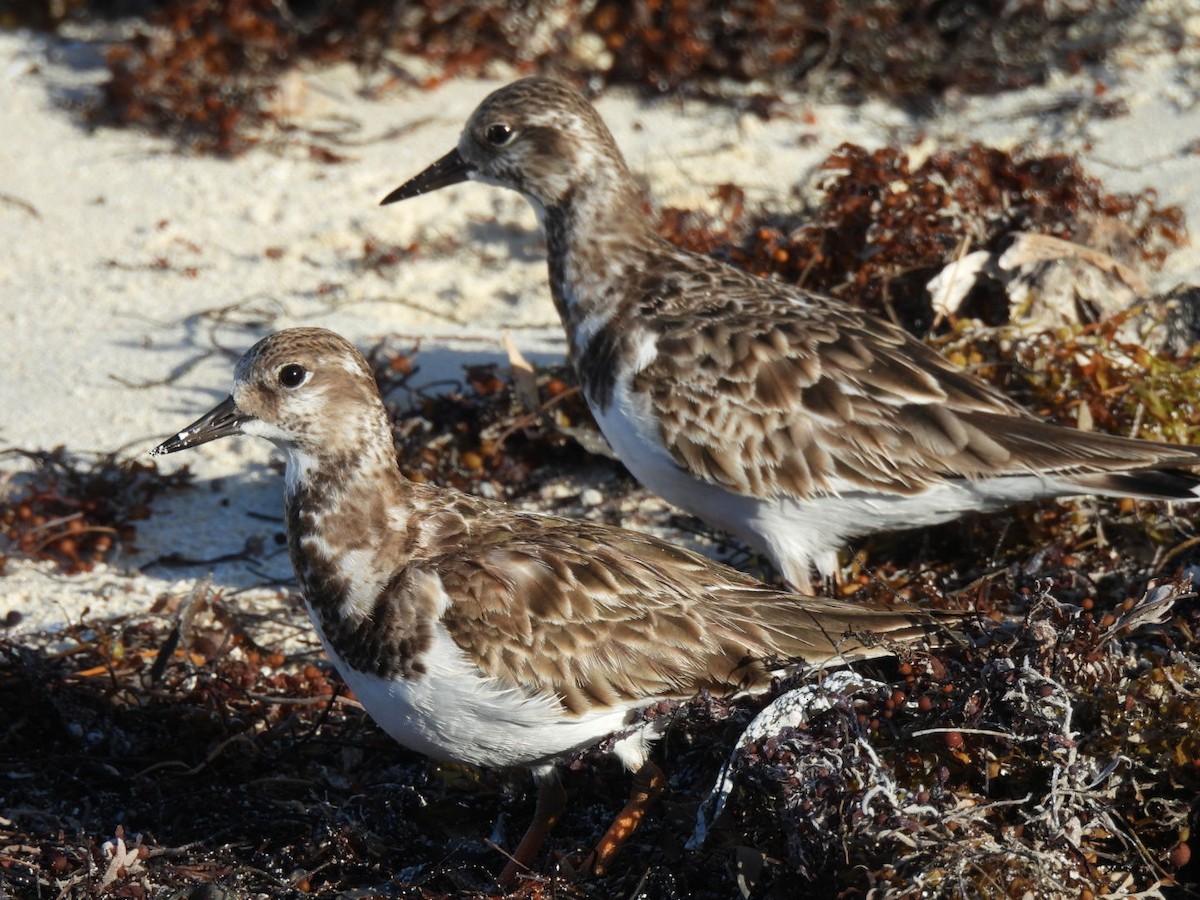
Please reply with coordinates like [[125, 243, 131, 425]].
[[2, 577, 1196, 897], [934, 315, 1200, 445], [0, 448, 193, 573], [368, 342, 615, 502], [583, 0, 1136, 102], [0, 593, 451, 898], [99, 0, 336, 155], [717, 583, 1200, 897], [47, 1, 1152, 154], [91, 0, 561, 154], [659, 143, 1187, 335]]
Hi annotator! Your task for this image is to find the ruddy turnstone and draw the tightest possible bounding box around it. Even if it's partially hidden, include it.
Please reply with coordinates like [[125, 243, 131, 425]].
[[151, 327, 954, 882], [381, 77, 1200, 586]]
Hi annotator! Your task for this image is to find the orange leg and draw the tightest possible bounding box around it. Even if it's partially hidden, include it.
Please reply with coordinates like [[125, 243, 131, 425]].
[[583, 760, 666, 876], [497, 771, 567, 887]]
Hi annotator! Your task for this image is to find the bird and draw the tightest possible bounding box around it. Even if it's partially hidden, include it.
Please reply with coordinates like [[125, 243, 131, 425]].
[[380, 76, 1200, 587], [151, 326, 957, 883]]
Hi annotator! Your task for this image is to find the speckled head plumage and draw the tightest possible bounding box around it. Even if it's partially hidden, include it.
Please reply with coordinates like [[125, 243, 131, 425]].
[[461, 77, 629, 203], [382, 77, 637, 217], [153, 327, 389, 460]]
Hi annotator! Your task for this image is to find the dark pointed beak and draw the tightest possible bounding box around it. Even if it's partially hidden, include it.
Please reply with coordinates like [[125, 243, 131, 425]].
[[151, 395, 248, 456], [380, 148, 474, 205]]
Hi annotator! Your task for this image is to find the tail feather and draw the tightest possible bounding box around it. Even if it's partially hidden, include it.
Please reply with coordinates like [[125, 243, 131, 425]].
[[1065, 467, 1200, 500], [757, 596, 966, 665], [963, 410, 1200, 480]]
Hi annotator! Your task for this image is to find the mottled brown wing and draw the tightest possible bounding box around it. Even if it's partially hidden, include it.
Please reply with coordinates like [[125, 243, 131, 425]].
[[631, 261, 1200, 500], [434, 510, 950, 716]]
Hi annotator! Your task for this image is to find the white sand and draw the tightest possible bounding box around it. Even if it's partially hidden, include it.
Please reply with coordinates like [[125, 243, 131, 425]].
[[2, 12, 1199, 636]]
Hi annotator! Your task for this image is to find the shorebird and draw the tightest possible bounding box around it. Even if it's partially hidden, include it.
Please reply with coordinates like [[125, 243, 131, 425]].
[[151, 327, 955, 883], [381, 76, 1200, 586]]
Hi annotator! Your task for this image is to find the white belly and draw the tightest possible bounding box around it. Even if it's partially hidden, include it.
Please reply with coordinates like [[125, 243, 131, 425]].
[[306, 610, 639, 770]]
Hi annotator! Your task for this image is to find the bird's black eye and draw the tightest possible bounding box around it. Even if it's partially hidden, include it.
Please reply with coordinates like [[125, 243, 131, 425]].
[[278, 364, 307, 388], [486, 123, 514, 146]]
